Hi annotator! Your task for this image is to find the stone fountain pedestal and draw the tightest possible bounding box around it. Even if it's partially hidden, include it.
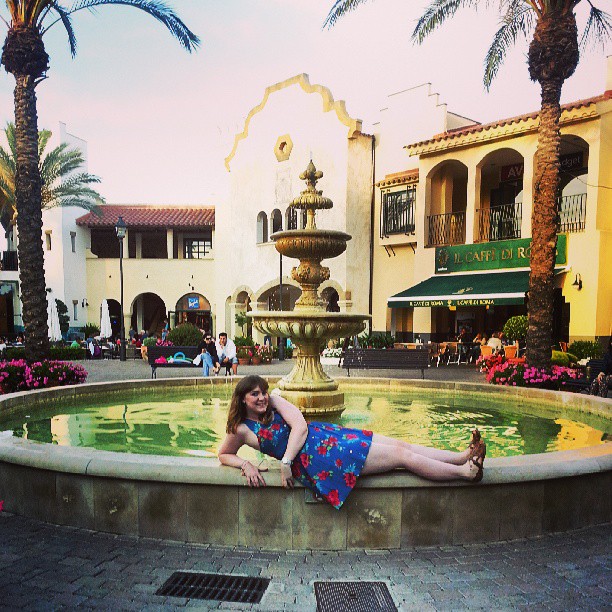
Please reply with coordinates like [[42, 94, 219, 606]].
[[250, 161, 370, 417]]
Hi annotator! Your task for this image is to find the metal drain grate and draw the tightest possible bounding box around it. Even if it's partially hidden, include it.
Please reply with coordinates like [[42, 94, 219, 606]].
[[156, 572, 270, 603], [315, 581, 397, 612]]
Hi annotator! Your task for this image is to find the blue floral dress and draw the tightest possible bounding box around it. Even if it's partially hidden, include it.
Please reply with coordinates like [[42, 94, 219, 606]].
[[244, 411, 373, 509]]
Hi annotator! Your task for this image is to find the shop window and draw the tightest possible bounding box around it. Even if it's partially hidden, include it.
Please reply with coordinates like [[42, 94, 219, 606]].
[[72, 300, 78, 321], [183, 231, 213, 259], [45, 230, 52, 251], [70, 231, 76, 253], [381, 186, 416, 237]]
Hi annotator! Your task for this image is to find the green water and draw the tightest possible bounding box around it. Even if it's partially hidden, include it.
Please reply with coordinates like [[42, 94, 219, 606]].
[[2, 389, 609, 458]]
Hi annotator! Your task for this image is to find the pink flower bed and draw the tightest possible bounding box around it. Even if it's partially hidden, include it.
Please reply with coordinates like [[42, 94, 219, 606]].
[[0, 359, 87, 394], [486, 360, 579, 389]]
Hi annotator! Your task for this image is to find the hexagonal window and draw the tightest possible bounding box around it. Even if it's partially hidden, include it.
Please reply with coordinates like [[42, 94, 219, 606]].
[[274, 134, 293, 162]]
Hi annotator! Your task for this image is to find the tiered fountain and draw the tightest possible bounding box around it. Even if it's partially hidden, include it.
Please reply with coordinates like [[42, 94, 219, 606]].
[[249, 161, 370, 416]]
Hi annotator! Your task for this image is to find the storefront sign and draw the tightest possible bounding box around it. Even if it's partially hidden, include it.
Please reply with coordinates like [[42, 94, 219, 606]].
[[500, 152, 583, 182], [435, 235, 567, 274], [404, 298, 501, 307], [187, 296, 200, 310]]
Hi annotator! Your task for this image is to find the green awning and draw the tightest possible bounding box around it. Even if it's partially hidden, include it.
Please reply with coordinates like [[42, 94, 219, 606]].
[[388, 271, 534, 308]]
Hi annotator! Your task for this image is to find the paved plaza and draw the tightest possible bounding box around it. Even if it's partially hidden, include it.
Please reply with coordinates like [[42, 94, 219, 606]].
[[0, 359, 610, 610]]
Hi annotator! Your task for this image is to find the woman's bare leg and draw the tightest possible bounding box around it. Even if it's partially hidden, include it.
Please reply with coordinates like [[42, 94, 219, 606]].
[[361, 439, 477, 481], [370, 433, 471, 465]]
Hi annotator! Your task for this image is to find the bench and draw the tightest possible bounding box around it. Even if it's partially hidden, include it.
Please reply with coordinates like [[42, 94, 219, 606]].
[[148, 346, 201, 379], [341, 348, 429, 378], [561, 358, 606, 393]]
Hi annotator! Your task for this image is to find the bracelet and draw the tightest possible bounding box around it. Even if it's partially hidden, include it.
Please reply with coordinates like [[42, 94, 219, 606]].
[[240, 460, 250, 475]]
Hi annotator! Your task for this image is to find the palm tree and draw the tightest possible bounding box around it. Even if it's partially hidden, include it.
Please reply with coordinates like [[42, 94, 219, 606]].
[[0, 121, 104, 231], [325, 0, 611, 368], [1, 1, 199, 361]]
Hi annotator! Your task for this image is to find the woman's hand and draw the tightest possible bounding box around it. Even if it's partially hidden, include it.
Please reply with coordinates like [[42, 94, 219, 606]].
[[280, 462, 294, 488], [242, 461, 266, 487]]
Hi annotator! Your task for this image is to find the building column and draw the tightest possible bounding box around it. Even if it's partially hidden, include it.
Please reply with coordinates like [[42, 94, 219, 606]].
[[135, 233, 142, 259], [465, 163, 479, 244], [166, 229, 173, 259], [123, 229, 130, 259], [413, 307, 433, 342], [338, 290, 353, 313], [521, 151, 536, 239]]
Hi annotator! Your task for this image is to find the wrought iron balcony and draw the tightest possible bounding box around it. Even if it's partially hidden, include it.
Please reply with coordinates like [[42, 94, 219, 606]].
[[558, 193, 586, 233], [426, 211, 465, 247], [1, 250, 18, 271], [477, 202, 522, 242], [381, 190, 415, 237]]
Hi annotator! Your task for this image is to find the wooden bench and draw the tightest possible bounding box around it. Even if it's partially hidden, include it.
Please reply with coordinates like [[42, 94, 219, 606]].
[[148, 346, 201, 379], [561, 358, 606, 393], [342, 348, 429, 378]]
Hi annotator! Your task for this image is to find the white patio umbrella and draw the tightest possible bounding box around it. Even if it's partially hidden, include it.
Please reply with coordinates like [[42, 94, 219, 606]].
[[47, 298, 63, 342], [100, 299, 113, 339]]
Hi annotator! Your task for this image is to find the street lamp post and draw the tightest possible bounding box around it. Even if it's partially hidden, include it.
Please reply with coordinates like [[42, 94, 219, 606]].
[[115, 216, 127, 362], [278, 253, 285, 361]]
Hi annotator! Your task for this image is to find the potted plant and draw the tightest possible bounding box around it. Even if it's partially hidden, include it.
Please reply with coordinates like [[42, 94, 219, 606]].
[[502, 315, 528, 346], [236, 345, 252, 365]]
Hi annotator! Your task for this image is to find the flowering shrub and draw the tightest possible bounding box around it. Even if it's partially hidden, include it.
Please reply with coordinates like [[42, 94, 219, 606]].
[[486, 361, 579, 389], [255, 344, 273, 362], [156, 339, 173, 347], [322, 347, 343, 358], [237, 346, 253, 359], [0, 360, 87, 394], [476, 353, 505, 373]]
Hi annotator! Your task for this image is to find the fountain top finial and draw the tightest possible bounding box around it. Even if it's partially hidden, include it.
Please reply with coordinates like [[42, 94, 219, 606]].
[[290, 160, 333, 213]]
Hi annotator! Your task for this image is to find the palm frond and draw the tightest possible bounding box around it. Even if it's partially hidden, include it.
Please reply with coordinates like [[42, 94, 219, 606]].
[[323, 0, 371, 29], [412, 0, 481, 44], [484, 0, 534, 88], [41, 1, 78, 57], [580, 4, 612, 50], [37, 128, 53, 158], [64, 0, 200, 51]]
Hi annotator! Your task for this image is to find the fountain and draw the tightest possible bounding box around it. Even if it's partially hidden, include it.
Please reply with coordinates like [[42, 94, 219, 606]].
[[249, 161, 370, 416]]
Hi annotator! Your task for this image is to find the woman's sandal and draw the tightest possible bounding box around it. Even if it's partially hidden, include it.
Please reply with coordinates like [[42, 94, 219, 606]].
[[470, 440, 486, 483], [469, 428, 481, 453]]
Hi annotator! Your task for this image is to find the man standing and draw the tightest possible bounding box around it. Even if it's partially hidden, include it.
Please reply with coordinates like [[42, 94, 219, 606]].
[[216, 332, 238, 375]]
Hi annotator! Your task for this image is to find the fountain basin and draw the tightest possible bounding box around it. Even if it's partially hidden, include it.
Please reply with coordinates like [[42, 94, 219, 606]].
[[0, 377, 609, 549], [273, 229, 351, 260]]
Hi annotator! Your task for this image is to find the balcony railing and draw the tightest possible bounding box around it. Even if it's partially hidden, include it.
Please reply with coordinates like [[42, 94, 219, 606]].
[[381, 190, 415, 236], [1, 250, 18, 271], [558, 193, 586, 233], [427, 211, 465, 247], [477, 202, 522, 242]]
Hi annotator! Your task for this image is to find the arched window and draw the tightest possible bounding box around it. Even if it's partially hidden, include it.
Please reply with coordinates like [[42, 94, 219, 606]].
[[285, 207, 298, 230], [256, 212, 268, 243], [271, 209, 283, 235]]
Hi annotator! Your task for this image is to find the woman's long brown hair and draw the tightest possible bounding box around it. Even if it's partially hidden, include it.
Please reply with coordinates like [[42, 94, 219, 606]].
[[226, 375, 272, 434]]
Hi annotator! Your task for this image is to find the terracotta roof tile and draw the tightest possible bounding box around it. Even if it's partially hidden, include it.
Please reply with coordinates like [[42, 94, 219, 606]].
[[408, 91, 612, 150], [376, 168, 419, 187], [76, 205, 215, 228]]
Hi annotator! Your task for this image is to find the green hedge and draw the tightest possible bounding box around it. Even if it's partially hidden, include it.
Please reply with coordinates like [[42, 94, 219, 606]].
[[551, 350, 578, 367], [568, 340, 603, 361], [167, 323, 202, 346], [4, 347, 86, 361]]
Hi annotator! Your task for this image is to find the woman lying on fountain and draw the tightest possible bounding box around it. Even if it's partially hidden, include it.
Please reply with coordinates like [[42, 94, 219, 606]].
[[218, 375, 486, 509]]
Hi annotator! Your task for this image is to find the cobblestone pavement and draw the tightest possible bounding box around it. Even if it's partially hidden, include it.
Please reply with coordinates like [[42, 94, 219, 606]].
[[0, 513, 609, 611], [3, 360, 609, 609]]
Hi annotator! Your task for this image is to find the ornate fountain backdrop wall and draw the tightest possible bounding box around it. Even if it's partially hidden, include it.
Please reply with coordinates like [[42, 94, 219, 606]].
[[249, 162, 370, 415]]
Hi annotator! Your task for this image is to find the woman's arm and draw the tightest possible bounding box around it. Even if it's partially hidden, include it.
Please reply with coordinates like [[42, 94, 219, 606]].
[[269, 394, 308, 488], [218, 429, 266, 487]]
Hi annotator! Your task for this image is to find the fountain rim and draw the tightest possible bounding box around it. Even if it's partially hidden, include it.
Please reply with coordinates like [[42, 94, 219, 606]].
[[0, 376, 610, 488], [271, 228, 352, 241]]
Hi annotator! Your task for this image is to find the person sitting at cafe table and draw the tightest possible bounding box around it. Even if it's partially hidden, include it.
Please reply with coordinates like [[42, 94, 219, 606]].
[[487, 332, 503, 354]]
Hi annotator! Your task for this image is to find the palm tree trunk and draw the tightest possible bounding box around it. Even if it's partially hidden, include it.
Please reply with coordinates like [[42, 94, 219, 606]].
[[13, 74, 50, 361], [526, 81, 562, 368]]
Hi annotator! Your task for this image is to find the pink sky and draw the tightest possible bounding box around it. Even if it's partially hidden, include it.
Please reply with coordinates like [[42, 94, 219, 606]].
[[0, 0, 609, 205]]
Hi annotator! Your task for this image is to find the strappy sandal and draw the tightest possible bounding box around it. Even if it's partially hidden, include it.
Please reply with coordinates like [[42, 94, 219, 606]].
[[470, 440, 486, 483], [469, 428, 481, 453]]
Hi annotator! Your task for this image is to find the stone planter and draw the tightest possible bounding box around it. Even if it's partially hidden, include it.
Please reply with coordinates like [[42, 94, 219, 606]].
[[238, 357, 251, 366]]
